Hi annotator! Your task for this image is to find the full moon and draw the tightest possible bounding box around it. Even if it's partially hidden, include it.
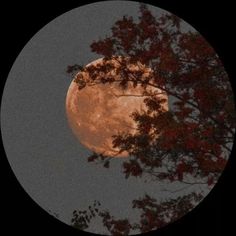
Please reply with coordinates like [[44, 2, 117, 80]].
[[66, 58, 168, 157]]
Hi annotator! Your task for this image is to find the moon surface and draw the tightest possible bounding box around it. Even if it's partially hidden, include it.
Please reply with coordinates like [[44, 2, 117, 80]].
[[66, 58, 168, 157]]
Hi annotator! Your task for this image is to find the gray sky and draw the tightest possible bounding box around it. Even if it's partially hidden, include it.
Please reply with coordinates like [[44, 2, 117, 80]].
[[1, 1, 211, 235]]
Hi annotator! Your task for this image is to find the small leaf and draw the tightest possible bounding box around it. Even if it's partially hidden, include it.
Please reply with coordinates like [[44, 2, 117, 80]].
[[104, 161, 110, 168]]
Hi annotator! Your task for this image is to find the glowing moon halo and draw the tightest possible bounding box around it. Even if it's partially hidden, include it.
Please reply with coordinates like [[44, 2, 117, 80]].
[[66, 58, 168, 157]]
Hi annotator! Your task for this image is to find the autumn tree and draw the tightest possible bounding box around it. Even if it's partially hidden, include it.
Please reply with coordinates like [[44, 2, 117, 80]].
[[71, 192, 203, 235], [67, 4, 235, 185], [67, 3, 235, 234]]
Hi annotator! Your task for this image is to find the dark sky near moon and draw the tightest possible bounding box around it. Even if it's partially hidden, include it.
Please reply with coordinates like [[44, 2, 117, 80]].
[[1, 1, 205, 234]]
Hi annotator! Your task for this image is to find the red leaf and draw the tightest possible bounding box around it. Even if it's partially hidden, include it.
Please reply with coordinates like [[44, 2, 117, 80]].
[[207, 176, 214, 186]]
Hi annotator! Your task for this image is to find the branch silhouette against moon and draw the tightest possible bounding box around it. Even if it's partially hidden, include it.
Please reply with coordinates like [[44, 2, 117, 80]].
[[66, 57, 168, 157], [65, 3, 235, 235]]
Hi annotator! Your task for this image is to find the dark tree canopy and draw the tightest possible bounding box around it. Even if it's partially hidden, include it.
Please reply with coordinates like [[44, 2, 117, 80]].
[[67, 3, 235, 235], [71, 192, 203, 235]]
